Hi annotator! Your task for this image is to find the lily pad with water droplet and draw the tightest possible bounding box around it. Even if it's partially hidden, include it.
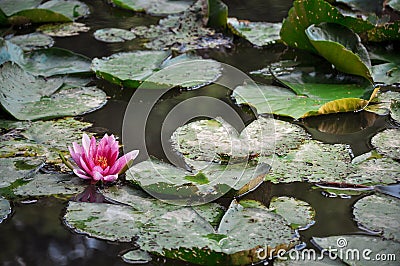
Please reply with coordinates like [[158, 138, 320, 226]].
[[0, 63, 106, 120], [0, 157, 44, 189], [13, 173, 85, 197], [109, 0, 194, 16], [93, 28, 135, 43], [0, 197, 11, 223], [371, 129, 400, 160], [353, 194, 400, 242], [8, 32, 54, 51], [269, 196, 315, 229], [37, 22, 90, 37], [227, 17, 281, 46], [22, 47, 91, 76], [312, 235, 400, 266]]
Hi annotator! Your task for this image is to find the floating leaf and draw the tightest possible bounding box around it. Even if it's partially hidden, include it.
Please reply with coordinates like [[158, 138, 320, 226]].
[[65, 186, 299, 265], [387, 0, 400, 12], [0, 157, 44, 189], [269, 196, 315, 229], [372, 63, 400, 85], [353, 194, 400, 242], [206, 0, 228, 29], [365, 91, 400, 117], [38, 0, 89, 20], [7, 32, 54, 51], [228, 17, 281, 46], [0, 63, 106, 120], [93, 28, 135, 43], [21, 47, 91, 76], [371, 129, 400, 160], [0, 197, 11, 223], [312, 235, 400, 266], [37, 22, 90, 37], [109, 0, 193, 16], [0, 38, 24, 65], [336, 0, 383, 14], [0, 0, 42, 16], [13, 173, 85, 197], [121, 250, 152, 264], [305, 23, 372, 81], [367, 21, 400, 42], [92, 51, 222, 89]]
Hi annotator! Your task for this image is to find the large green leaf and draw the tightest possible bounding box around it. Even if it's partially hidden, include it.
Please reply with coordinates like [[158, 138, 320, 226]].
[[227, 17, 281, 46], [64, 186, 298, 265], [109, 0, 194, 16], [38, 0, 89, 20], [92, 51, 222, 89], [0, 63, 106, 120], [353, 194, 400, 242], [313, 235, 400, 266], [305, 23, 372, 81], [21, 47, 91, 76], [0, 0, 41, 16]]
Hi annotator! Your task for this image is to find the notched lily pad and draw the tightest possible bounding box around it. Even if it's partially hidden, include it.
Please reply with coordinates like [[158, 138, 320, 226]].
[[353, 194, 400, 242], [109, 0, 194, 16], [227, 17, 281, 46], [0, 197, 11, 223], [312, 235, 400, 266], [371, 129, 400, 160], [269, 196, 315, 229], [93, 28, 135, 43], [37, 22, 90, 37], [0, 157, 44, 189], [7, 33, 54, 51]]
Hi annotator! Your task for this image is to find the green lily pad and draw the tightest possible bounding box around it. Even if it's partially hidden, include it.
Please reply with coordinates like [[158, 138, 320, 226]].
[[0, 38, 24, 65], [269, 196, 315, 229], [126, 158, 270, 204], [92, 51, 222, 89], [0, 63, 106, 120], [109, 0, 193, 16], [21, 47, 91, 76], [13, 173, 85, 197], [305, 23, 372, 81], [312, 235, 400, 266], [131, 0, 231, 52], [172, 117, 307, 163], [0, 0, 42, 16], [8, 33, 54, 51], [38, 0, 89, 20], [0, 197, 11, 223], [227, 17, 281, 46], [354, 194, 400, 242], [121, 250, 152, 264], [372, 63, 400, 85], [93, 28, 135, 43], [371, 129, 400, 160], [0, 118, 92, 163], [0, 157, 44, 189], [37, 22, 90, 37]]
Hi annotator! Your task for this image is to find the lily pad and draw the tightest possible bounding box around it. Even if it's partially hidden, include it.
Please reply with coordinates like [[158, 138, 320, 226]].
[[387, 0, 400, 11], [0, 0, 42, 16], [38, 0, 90, 20], [269, 196, 315, 229], [372, 63, 400, 85], [7, 32, 54, 51], [365, 91, 400, 117], [37, 22, 90, 37], [227, 17, 281, 46], [21, 47, 91, 76], [126, 158, 270, 204], [0, 197, 11, 223], [0, 157, 44, 189], [0, 118, 92, 163], [0, 63, 106, 120], [131, 0, 232, 51], [13, 173, 85, 197], [109, 0, 194, 16], [93, 28, 135, 43], [371, 129, 400, 160], [0, 38, 24, 65], [65, 185, 299, 265], [121, 250, 152, 264], [353, 194, 400, 242], [92, 51, 222, 89], [305, 23, 372, 81], [172, 117, 307, 163], [312, 235, 400, 266]]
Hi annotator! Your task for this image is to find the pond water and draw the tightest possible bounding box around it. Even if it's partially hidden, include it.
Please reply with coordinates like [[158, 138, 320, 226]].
[[0, 0, 399, 265]]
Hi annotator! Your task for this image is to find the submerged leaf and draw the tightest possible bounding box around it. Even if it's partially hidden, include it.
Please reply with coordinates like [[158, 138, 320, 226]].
[[228, 17, 281, 46]]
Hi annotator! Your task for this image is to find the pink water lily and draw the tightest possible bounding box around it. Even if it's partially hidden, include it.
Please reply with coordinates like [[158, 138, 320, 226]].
[[67, 133, 139, 184]]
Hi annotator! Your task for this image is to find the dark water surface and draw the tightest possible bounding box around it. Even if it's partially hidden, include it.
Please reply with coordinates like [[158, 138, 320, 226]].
[[0, 0, 397, 265]]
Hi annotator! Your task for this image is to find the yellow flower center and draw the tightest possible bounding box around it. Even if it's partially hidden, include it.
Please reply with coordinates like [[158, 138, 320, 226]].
[[95, 156, 108, 169]]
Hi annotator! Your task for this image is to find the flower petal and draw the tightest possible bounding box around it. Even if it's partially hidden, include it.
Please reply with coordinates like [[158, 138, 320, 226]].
[[103, 174, 118, 182], [73, 169, 91, 180], [79, 156, 93, 176], [89, 136, 97, 158], [110, 150, 139, 174], [93, 170, 103, 181]]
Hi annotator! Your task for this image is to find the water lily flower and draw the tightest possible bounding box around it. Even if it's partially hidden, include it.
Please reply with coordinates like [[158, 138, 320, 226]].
[[65, 133, 139, 184]]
